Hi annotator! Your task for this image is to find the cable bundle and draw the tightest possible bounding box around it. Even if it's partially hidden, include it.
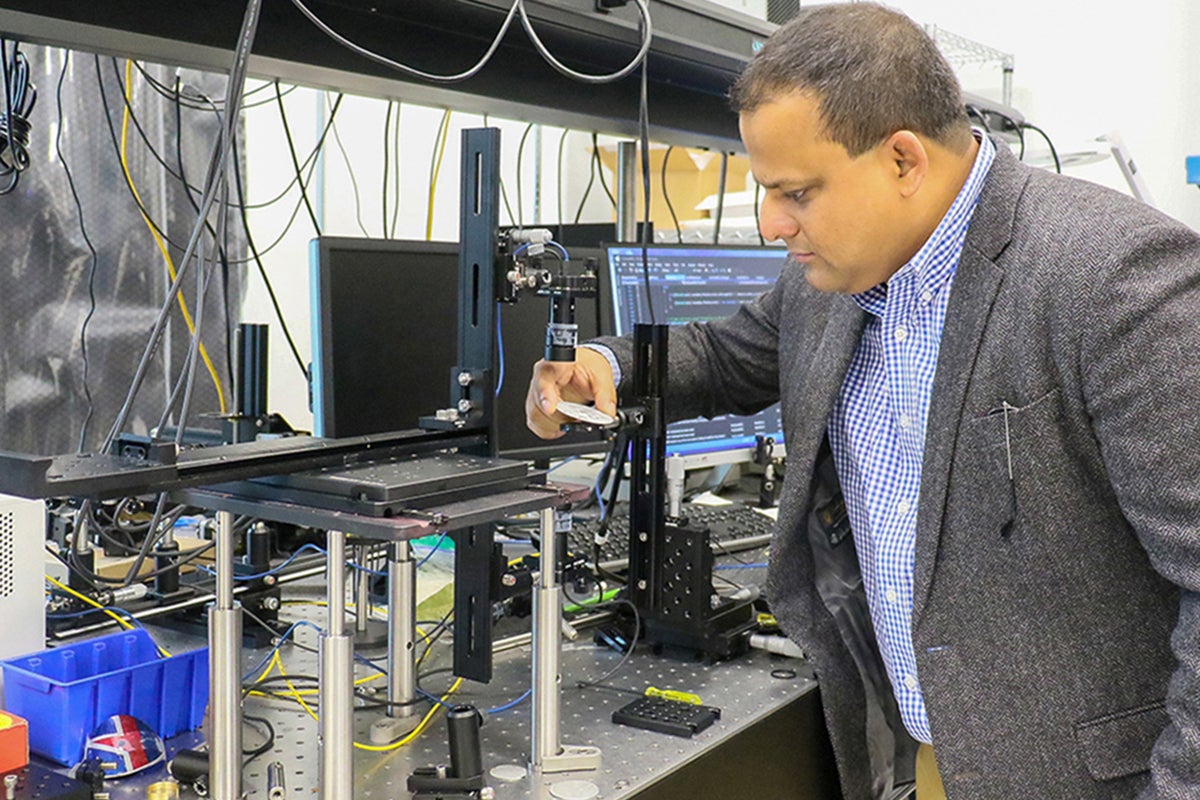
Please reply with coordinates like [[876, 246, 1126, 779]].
[[0, 38, 36, 194]]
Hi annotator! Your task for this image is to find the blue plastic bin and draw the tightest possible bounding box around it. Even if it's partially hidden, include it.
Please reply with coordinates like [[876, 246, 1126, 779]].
[[0, 629, 208, 765]]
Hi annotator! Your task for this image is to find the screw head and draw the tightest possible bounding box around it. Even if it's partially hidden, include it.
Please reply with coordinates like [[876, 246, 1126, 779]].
[[457, 371, 473, 386], [637, 580, 647, 590], [457, 399, 473, 413]]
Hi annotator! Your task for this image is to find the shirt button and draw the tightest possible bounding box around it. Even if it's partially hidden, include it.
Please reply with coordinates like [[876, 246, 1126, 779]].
[[898, 415, 911, 429], [905, 675, 918, 690], [894, 326, 908, 342], [897, 499, 911, 515], [885, 588, 898, 603], [921, 290, 933, 304]]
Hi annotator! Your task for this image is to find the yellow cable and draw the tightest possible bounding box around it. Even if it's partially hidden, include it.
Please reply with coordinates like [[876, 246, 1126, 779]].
[[274, 652, 320, 721], [354, 677, 463, 752], [45, 575, 171, 657], [425, 109, 452, 240], [120, 60, 227, 413], [266, 647, 462, 751]]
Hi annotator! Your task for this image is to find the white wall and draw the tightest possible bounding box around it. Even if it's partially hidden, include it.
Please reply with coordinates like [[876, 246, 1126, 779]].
[[851, 0, 1200, 229], [241, 85, 620, 430]]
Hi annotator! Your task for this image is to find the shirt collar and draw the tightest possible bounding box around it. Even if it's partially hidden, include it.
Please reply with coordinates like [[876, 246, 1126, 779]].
[[851, 130, 995, 316]]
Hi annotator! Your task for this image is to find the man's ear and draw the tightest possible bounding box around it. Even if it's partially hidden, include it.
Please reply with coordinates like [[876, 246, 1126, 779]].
[[884, 130, 928, 197]]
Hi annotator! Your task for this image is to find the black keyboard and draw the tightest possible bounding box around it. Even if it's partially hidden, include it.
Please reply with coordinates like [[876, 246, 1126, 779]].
[[567, 501, 774, 571], [612, 695, 721, 737]]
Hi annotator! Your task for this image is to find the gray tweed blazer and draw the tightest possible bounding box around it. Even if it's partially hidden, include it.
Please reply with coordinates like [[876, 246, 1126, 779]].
[[595, 141, 1200, 800]]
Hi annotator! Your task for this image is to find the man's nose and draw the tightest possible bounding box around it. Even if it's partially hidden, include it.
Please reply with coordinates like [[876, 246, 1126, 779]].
[[758, 193, 799, 243]]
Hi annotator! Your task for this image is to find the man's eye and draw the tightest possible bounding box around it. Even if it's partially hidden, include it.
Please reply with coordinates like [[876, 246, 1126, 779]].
[[784, 190, 807, 204]]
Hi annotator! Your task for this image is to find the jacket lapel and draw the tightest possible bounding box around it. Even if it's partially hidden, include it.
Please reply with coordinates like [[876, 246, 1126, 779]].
[[795, 296, 868, 459], [911, 140, 1027, 626]]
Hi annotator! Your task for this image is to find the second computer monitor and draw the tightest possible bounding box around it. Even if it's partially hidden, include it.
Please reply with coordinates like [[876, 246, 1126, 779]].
[[310, 236, 607, 460], [606, 243, 788, 465]]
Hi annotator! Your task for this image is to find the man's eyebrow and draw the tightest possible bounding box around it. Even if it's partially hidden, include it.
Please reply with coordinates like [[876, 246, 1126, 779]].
[[756, 176, 814, 192]]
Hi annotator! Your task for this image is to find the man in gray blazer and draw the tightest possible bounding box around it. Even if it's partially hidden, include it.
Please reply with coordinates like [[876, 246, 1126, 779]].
[[527, 4, 1200, 799]]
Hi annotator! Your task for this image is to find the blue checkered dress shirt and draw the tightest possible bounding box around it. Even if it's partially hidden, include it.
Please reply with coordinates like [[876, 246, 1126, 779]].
[[828, 133, 995, 744]]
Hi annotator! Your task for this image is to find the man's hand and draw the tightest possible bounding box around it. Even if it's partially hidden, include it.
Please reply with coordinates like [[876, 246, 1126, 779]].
[[525, 347, 617, 439]]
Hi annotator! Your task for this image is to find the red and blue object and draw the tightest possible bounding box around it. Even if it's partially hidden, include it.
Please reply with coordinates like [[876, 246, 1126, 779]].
[[0, 629, 207, 765], [82, 715, 166, 777]]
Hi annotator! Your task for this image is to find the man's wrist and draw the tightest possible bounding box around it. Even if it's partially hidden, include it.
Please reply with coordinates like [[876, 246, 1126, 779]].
[[579, 343, 622, 387]]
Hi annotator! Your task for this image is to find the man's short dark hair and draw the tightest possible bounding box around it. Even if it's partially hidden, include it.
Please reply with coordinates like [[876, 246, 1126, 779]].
[[730, 3, 971, 155]]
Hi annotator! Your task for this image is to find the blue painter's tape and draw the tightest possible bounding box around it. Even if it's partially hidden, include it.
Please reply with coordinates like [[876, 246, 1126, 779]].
[[1186, 155, 1200, 185]]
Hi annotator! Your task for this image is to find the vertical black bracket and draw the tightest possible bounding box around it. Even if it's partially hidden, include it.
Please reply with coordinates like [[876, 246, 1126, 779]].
[[454, 127, 502, 456], [452, 525, 502, 683], [627, 323, 669, 612]]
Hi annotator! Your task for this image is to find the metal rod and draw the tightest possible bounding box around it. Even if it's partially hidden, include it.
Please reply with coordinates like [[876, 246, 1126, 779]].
[[320, 529, 353, 797], [616, 140, 638, 243], [531, 507, 562, 767], [388, 541, 417, 718], [327, 530, 347, 637], [209, 510, 242, 800], [355, 542, 370, 634]]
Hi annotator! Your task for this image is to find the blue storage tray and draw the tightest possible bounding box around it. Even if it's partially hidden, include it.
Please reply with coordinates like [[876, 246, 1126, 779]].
[[0, 628, 208, 765]]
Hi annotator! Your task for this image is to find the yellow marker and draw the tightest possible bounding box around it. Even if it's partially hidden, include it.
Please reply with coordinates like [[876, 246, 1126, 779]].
[[645, 686, 702, 705]]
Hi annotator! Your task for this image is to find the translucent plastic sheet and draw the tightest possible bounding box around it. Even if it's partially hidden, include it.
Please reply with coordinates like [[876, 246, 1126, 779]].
[[0, 47, 245, 456]]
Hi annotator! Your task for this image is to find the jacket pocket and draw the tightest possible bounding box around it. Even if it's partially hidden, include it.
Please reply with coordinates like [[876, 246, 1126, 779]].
[[1073, 700, 1166, 781]]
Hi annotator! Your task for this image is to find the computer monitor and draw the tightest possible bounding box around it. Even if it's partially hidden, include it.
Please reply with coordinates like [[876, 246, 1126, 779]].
[[310, 236, 607, 459], [605, 243, 788, 466]]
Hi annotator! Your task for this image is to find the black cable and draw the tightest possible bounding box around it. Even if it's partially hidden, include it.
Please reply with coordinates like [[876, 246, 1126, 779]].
[[591, 131, 617, 211], [638, 55, 657, 325], [660, 145, 683, 243], [242, 715, 276, 762], [113, 59, 198, 192], [274, 80, 322, 234], [230, 102, 314, 379], [711, 571, 744, 591], [327, 93, 370, 237], [389, 99, 402, 238], [45, 545, 101, 593], [131, 61, 284, 111], [156, 77, 337, 215], [382, 100, 392, 237], [575, 599, 640, 689], [1021, 122, 1060, 173], [572, 137, 599, 225], [515, 122, 535, 229], [0, 38, 36, 195], [93, 55, 205, 258], [417, 608, 455, 665], [56, 52, 99, 453], [101, 0, 263, 453], [713, 151, 728, 245]]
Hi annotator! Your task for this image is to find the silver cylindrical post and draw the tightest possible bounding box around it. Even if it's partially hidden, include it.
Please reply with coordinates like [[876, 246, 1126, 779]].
[[327, 530, 347, 637], [355, 542, 369, 634], [388, 541, 417, 718], [531, 507, 562, 767], [616, 140, 637, 243], [209, 510, 242, 800], [320, 530, 353, 798]]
